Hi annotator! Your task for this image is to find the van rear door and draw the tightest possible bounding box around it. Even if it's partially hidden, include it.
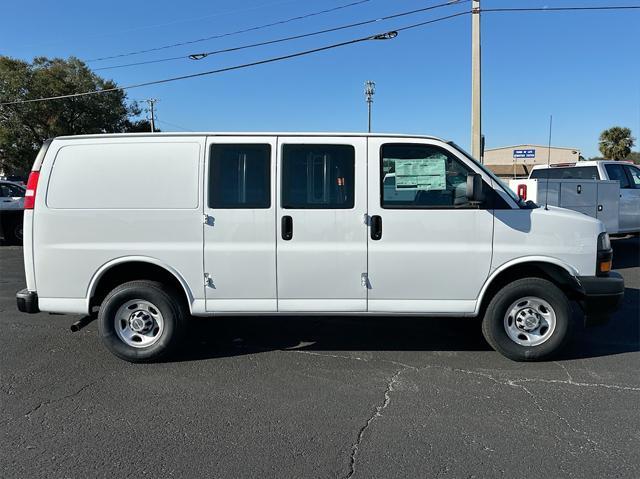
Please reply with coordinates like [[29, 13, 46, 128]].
[[204, 136, 277, 312], [276, 136, 368, 311]]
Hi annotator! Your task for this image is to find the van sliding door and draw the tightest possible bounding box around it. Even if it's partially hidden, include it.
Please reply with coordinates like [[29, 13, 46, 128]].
[[276, 137, 368, 312]]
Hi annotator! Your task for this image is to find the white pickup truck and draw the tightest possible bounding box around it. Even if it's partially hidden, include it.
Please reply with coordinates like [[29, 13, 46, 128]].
[[509, 160, 640, 235]]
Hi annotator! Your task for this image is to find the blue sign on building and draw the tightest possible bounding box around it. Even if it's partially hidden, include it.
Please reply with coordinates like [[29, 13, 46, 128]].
[[513, 149, 536, 159]]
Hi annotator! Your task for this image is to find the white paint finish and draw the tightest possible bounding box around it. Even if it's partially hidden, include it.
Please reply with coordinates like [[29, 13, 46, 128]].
[[22, 210, 36, 291], [206, 299, 277, 312], [46, 141, 200, 209], [38, 297, 87, 315], [203, 137, 277, 312], [86, 255, 196, 307], [368, 299, 476, 314], [277, 299, 366, 312], [276, 136, 368, 311], [492, 206, 602, 277], [27, 133, 608, 320], [34, 137, 205, 307], [366, 137, 494, 310]]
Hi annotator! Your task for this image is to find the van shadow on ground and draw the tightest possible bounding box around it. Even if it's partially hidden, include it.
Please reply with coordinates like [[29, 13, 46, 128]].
[[177, 236, 639, 362], [176, 287, 639, 363]]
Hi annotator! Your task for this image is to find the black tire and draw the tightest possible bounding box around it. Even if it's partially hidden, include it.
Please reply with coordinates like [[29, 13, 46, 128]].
[[98, 280, 186, 362], [481, 277, 572, 361]]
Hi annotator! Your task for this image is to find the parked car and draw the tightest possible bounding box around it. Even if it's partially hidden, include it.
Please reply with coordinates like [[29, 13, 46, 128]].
[[16, 134, 624, 363], [530, 161, 640, 234], [0, 175, 26, 186], [0, 180, 25, 244]]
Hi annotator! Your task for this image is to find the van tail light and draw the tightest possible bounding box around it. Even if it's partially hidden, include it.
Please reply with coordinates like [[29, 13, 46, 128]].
[[517, 184, 527, 200], [24, 171, 40, 210]]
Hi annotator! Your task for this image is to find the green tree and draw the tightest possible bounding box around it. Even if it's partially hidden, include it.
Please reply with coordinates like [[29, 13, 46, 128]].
[[0, 56, 148, 173], [598, 126, 636, 160]]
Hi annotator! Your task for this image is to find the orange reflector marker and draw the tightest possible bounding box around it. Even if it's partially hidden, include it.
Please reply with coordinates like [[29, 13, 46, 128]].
[[599, 260, 612, 273]]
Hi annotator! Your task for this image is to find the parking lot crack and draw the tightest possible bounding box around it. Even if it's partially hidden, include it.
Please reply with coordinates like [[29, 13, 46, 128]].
[[23, 377, 104, 418], [343, 364, 415, 479]]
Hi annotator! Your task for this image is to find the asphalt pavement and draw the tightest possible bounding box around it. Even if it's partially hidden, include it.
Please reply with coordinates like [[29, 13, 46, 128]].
[[1, 237, 638, 478]]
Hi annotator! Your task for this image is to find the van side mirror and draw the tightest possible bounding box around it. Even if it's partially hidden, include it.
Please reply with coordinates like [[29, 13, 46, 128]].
[[466, 173, 485, 203]]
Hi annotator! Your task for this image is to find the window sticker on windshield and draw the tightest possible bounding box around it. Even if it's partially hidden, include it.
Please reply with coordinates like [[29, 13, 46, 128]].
[[394, 157, 446, 191]]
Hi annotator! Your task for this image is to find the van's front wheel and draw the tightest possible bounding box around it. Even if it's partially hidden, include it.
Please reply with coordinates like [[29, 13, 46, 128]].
[[482, 278, 572, 361], [98, 281, 186, 362]]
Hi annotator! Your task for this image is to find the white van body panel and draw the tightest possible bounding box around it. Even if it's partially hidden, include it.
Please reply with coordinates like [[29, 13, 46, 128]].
[[33, 136, 206, 313], [22, 210, 36, 291], [276, 136, 368, 312], [492, 206, 602, 277], [26, 133, 605, 318], [203, 136, 278, 312]]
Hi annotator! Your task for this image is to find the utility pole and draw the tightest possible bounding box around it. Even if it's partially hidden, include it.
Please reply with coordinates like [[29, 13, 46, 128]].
[[364, 80, 375, 133], [471, 0, 482, 161], [145, 98, 159, 132]]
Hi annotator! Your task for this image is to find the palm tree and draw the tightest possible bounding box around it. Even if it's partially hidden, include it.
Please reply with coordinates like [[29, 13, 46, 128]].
[[599, 127, 635, 160]]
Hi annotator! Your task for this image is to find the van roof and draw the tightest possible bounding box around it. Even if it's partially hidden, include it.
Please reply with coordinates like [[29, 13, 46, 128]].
[[54, 132, 445, 141]]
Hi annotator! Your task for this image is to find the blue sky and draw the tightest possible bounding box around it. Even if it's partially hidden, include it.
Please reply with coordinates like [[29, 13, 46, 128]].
[[2, 0, 639, 157]]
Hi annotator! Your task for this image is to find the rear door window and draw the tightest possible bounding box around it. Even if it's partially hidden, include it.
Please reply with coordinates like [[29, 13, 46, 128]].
[[281, 144, 354, 209], [209, 144, 271, 208], [530, 166, 599, 180]]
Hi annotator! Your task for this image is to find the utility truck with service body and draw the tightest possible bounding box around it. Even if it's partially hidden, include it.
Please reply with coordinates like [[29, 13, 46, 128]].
[[16, 133, 624, 362]]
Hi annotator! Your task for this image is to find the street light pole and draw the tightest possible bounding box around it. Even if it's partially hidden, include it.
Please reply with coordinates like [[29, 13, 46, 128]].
[[364, 80, 375, 133], [471, 0, 482, 160]]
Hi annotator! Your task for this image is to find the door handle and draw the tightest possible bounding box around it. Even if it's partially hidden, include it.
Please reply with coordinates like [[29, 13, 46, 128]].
[[281, 215, 293, 240], [370, 215, 382, 240]]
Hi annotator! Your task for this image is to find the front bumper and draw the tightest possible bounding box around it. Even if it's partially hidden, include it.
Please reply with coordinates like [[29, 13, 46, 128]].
[[16, 288, 39, 314], [576, 272, 624, 326]]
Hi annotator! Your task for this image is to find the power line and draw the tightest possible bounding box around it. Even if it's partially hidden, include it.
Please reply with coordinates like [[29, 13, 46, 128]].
[[482, 5, 640, 13], [87, 0, 375, 62], [1, 11, 471, 106], [0, 30, 404, 106], [155, 118, 192, 132], [20, 0, 300, 49], [4, 4, 637, 106], [94, 0, 469, 71]]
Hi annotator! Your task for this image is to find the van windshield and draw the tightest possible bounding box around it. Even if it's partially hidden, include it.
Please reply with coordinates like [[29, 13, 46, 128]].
[[446, 141, 525, 207]]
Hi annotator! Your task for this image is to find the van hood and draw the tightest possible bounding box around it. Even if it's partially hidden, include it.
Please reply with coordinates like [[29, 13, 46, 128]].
[[493, 205, 604, 277]]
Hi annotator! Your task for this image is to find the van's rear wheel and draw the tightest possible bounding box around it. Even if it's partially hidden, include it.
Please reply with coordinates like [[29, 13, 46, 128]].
[[481, 278, 571, 361], [98, 280, 186, 362]]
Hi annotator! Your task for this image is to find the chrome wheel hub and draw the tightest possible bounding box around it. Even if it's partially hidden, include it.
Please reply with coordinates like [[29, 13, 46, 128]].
[[114, 300, 164, 348], [129, 310, 154, 333], [504, 296, 556, 347]]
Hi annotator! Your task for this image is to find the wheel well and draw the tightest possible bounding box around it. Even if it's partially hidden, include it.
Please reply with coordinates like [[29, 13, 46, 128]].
[[90, 261, 191, 312], [478, 262, 578, 316]]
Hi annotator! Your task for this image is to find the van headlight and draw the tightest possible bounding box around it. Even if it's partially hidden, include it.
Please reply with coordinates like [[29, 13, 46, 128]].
[[596, 232, 612, 276]]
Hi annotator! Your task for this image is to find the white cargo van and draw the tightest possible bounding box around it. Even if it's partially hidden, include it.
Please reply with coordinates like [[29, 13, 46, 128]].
[[16, 133, 624, 362]]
